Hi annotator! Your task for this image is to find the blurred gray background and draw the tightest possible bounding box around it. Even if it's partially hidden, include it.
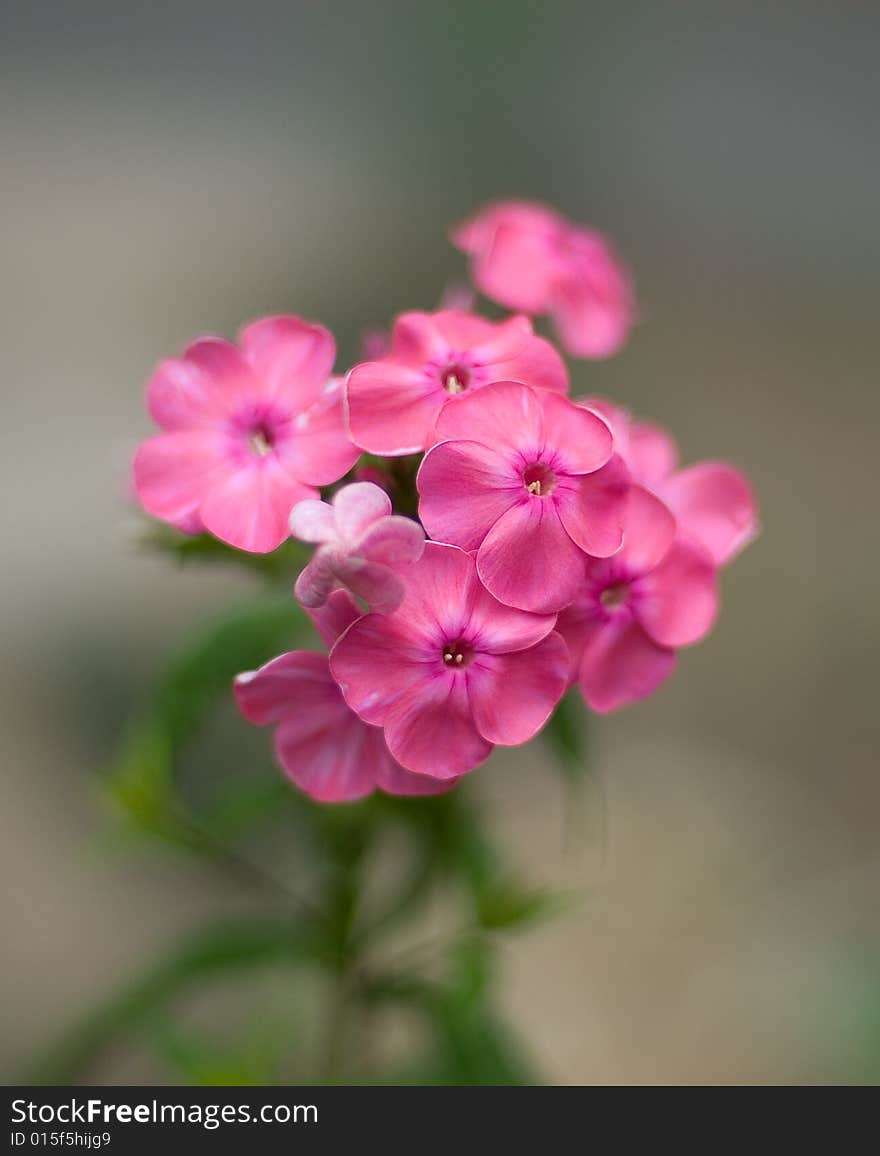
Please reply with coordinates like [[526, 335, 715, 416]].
[[2, 0, 878, 1083]]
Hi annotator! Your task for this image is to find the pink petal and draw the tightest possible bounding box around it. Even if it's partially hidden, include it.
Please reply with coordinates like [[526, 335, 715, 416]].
[[616, 484, 676, 574], [375, 757, 459, 797], [538, 391, 613, 474], [332, 481, 392, 542], [383, 674, 492, 779], [284, 379, 360, 487], [294, 550, 339, 608], [233, 650, 335, 726], [417, 439, 520, 551], [388, 542, 477, 641], [288, 498, 337, 543], [577, 618, 676, 713], [468, 632, 569, 744], [457, 312, 532, 362], [489, 328, 569, 394], [554, 594, 596, 683], [434, 380, 544, 456], [239, 315, 336, 410], [355, 515, 425, 565], [132, 430, 225, 529], [389, 311, 449, 363], [275, 697, 378, 803], [554, 454, 629, 558], [145, 348, 232, 430], [200, 459, 315, 553], [329, 612, 434, 725], [628, 420, 678, 486], [333, 557, 406, 614], [306, 589, 363, 648], [466, 579, 558, 654], [637, 539, 718, 648], [660, 462, 758, 566], [477, 499, 588, 614], [345, 361, 440, 455], [552, 239, 634, 360], [470, 219, 564, 313]]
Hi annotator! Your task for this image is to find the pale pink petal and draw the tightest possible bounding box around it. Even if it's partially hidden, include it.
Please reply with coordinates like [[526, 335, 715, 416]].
[[354, 516, 425, 565], [132, 430, 225, 529], [617, 485, 676, 574], [433, 380, 544, 455], [539, 392, 613, 474], [450, 200, 566, 256], [283, 380, 360, 486], [430, 310, 498, 351], [383, 675, 492, 779], [470, 219, 564, 313], [468, 632, 569, 745], [417, 440, 520, 551], [233, 650, 335, 727], [476, 499, 587, 613], [637, 539, 718, 648], [345, 362, 439, 455], [200, 459, 315, 553], [145, 353, 228, 431], [306, 589, 363, 648], [628, 420, 678, 486], [294, 550, 339, 608], [577, 618, 676, 713], [330, 613, 434, 725], [554, 455, 629, 558], [660, 462, 758, 566], [332, 481, 392, 542], [389, 312, 448, 363], [288, 498, 337, 543], [333, 557, 406, 614], [239, 315, 335, 409]]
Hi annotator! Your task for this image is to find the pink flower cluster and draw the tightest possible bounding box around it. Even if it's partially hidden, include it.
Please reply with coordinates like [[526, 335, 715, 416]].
[[132, 200, 757, 802]]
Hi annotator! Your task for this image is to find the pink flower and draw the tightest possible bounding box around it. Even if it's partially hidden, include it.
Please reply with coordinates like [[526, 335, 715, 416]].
[[345, 309, 568, 456], [289, 482, 425, 613], [451, 200, 634, 359], [133, 316, 360, 553], [583, 399, 758, 566], [329, 543, 569, 779], [556, 486, 718, 713], [417, 382, 628, 614], [234, 590, 453, 802]]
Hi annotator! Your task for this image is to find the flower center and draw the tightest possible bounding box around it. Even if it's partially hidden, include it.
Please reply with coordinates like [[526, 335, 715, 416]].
[[441, 365, 470, 394], [247, 424, 275, 457], [599, 583, 629, 609], [441, 639, 473, 668], [523, 462, 557, 497]]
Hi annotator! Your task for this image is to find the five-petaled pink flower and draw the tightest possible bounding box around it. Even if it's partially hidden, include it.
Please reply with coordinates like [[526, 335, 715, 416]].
[[345, 309, 568, 456], [329, 543, 569, 779], [289, 482, 425, 613], [234, 590, 453, 802], [556, 486, 718, 713], [451, 200, 634, 359], [417, 382, 628, 614], [583, 398, 758, 566], [133, 316, 359, 553]]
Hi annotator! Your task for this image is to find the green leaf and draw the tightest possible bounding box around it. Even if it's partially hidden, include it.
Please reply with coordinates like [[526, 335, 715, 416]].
[[543, 687, 589, 780], [139, 522, 308, 584]]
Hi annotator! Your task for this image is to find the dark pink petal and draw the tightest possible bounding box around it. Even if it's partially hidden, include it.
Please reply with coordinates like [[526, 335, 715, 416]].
[[466, 579, 558, 655], [628, 420, 678, 486], [660, 462, 758, 566], [477, 499, 588, 613], [375, 755, 459, 797], [345, 361, 439, 455], [638, 539, 718, 648], [539, 391, 613, 474], [132, 430, 225, 529], [554, 594, 597, 684], [383, 675, 492, 779], [275, 711, 377, 803], [200, 459, 315, 553], [577, 618, 676, 713], [417, 439, 520, 551], [239, 315, 336, 410], [468, 632, 569, 745], [555, 455, 629, 558], [332, 481, 392, 541], [389, 542, 478, 640], [333, 557, 406, 614], [306, 589, 363, 648], [294, 550, 339, 608], [283, 380, 360, 487], [329, 612, 433, 724], [233, 650, 335, 727], [288, 498, 337, 543], [434, 380, 544, 455], [616, 485, 676, 575]]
